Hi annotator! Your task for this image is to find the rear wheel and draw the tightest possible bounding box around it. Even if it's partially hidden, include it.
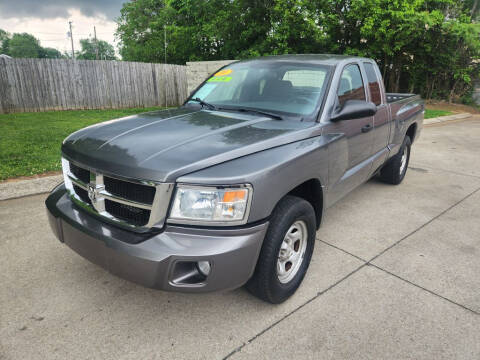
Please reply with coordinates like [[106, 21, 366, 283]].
[[247, 195, 316, 304], [379, 136, 411, 185]]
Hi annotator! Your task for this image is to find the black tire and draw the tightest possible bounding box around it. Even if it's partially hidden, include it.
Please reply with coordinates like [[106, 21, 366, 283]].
[[379, 136, 411, 185], [246, 195, 316, 304]]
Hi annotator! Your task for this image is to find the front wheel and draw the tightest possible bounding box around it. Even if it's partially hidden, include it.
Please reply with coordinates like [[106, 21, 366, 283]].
[[246, 195, 316, 304], [379, 136, 411, 185]]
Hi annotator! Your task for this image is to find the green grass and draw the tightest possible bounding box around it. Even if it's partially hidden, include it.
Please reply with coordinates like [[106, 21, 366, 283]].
[[0, 107, 168, 181], [424, 109, 453, 119]]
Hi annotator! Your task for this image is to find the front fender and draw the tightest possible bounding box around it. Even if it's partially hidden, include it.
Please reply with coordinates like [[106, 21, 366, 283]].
[[176, 136, 330, 223]]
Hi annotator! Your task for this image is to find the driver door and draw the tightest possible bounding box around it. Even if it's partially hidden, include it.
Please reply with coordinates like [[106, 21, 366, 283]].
[[324, 63, 375, 205]]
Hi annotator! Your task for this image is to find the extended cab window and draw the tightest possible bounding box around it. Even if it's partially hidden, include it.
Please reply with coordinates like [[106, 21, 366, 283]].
[[337, 64, 365, 108], [282, 69, 326, 88], [364, 62, 382, 106]]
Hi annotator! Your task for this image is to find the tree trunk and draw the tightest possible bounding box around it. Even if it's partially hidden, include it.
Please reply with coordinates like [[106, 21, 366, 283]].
[[449, 80, 458, 103], [389, 64, 396, 93], [409, 79, 415, 93], [382, 55, 388, 83], [472, 0, 479, 17], [429, 78, 436, 100], [425, 75, 431, 100], [394, 64, 401, 93]]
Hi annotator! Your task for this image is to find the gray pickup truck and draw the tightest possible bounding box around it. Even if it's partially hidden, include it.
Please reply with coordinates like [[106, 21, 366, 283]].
[[46, 55, 423, 303]]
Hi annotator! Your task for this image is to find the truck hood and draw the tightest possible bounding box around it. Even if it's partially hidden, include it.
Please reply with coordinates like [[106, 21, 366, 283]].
[[62, 107, 317, 182]]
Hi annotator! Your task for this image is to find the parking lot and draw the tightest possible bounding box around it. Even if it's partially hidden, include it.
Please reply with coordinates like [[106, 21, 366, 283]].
[[1, 117, 479, 359]]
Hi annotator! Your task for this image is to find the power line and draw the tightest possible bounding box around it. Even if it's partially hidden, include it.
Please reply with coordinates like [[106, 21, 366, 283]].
[[36, 39, 69, 42], [32, 31, 113, 36]]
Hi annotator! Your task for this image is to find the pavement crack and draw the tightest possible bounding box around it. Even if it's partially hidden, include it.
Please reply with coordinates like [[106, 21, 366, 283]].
[[317, 188, 480, 317], [223, 263, 367, 359], [369, 264, 480, 316], [318, 186, 480, 269], [317, 238, 368, 263], [409, 163, 480, 179], [367, 186, 480, 264]]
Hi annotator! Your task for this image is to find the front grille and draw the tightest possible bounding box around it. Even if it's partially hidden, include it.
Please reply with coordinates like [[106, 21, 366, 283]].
[[104, 176, 155, 205], [105, 200, 151, 227], [62, 158, 171, 230], [70, 162, 90, 184], [73, 184, 91, 204]]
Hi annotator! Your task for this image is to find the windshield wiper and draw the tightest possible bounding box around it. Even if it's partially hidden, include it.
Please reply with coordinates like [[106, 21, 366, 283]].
[[191, 98, 217, 110], [219, 107, 284, 120]]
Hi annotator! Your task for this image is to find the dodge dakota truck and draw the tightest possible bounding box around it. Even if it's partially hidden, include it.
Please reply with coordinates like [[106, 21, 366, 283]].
[[46, 55, 423, 303]]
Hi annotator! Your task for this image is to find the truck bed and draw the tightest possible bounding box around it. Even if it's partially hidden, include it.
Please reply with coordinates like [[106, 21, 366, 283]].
[[386, 93, 424, 147]]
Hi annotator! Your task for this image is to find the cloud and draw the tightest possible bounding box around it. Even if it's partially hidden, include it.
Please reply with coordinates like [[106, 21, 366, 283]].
[[0, 0, 125, 20], [0, 9, 119, 55]]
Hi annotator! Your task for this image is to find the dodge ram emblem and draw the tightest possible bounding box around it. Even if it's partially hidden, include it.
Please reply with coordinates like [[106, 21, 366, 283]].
[[87, 183, 105, 212], [87, 184, 98, 202]]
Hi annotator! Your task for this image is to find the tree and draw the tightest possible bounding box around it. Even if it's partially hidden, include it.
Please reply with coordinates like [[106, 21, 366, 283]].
[[0, 29, 9, 54], [116, 0, 323, 63], [77, 38, 116, 60], [7, 33, 42, 58], [117, 0, 207, 64], [0, 30, 65, 59], [306, 0, 480, 99], [40, 47, 64, 59], [116, 0, 480, 102]]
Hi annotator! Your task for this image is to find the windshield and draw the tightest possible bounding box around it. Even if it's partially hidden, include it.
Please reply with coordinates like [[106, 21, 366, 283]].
[[187, 61, 332, 118]]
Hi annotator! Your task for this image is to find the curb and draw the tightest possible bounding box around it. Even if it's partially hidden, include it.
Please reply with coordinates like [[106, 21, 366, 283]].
[[424, 112, 471, 125], [0, 175, 63, 201]]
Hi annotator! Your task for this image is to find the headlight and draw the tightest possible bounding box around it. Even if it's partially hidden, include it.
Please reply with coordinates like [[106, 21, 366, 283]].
[[168, 184, 252, 225]]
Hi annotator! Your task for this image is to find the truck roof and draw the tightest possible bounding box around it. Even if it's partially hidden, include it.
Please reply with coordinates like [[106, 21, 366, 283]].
[[236, 54, 372, 66]]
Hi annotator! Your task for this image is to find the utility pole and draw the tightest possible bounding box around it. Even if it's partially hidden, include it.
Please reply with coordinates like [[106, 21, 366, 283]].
[[68, 21, 75, 59], [164, 24, 167, 109], [164, 25, 167, 66], [94, 26, 99, 60]]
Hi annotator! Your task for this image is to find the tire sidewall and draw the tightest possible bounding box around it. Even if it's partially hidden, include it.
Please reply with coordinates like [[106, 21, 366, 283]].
[[380, 135, 412, 185], [264, 198, 316, 302], [399, 136, 412, 182]]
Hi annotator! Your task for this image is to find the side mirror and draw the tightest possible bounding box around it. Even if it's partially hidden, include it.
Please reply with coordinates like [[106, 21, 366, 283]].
[[330, 100, 377, 122]]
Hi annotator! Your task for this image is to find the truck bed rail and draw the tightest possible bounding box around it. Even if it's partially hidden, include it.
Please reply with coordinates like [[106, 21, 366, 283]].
[[386, 93, 416, 103]]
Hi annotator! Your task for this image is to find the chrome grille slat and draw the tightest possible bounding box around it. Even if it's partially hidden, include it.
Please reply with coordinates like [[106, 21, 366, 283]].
[[99, 189, 152, 210], [105, 200, 150, 227], [69, 162, 90, 184], [68, 174, 87, 189], [62, 158, 174, 231], [104, 176, 156, 205]]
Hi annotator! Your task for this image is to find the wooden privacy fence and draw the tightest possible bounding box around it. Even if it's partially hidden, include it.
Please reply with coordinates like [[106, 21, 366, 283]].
[[0, 58, 188, 113]]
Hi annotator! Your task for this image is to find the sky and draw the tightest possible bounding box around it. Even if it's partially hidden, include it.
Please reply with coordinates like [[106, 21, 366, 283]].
[[0, 0, 126, 55]]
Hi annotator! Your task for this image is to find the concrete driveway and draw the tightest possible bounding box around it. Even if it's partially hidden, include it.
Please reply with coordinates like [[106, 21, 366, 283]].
[[1, 117, 479, 359]]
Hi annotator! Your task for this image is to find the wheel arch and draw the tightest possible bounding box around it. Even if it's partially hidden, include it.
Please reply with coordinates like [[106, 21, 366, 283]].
[[406, 122, 417, 143], [285, 178, 324, 229]]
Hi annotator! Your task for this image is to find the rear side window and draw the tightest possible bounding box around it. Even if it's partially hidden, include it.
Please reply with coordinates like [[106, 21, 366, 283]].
[[364, 63, 382, 106], [337, 64, 365, 108], [283, 70, 326, 88]]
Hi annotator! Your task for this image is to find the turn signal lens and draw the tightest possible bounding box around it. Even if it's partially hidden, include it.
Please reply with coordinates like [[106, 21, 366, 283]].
[[222, 190, 247, 203]]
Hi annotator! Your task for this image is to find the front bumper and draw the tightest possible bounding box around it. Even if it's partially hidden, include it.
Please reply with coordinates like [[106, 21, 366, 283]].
[[46, 184, 268, 292]]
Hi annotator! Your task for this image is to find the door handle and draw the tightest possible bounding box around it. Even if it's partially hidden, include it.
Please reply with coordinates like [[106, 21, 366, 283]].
[[361, 124, 373, 133]]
